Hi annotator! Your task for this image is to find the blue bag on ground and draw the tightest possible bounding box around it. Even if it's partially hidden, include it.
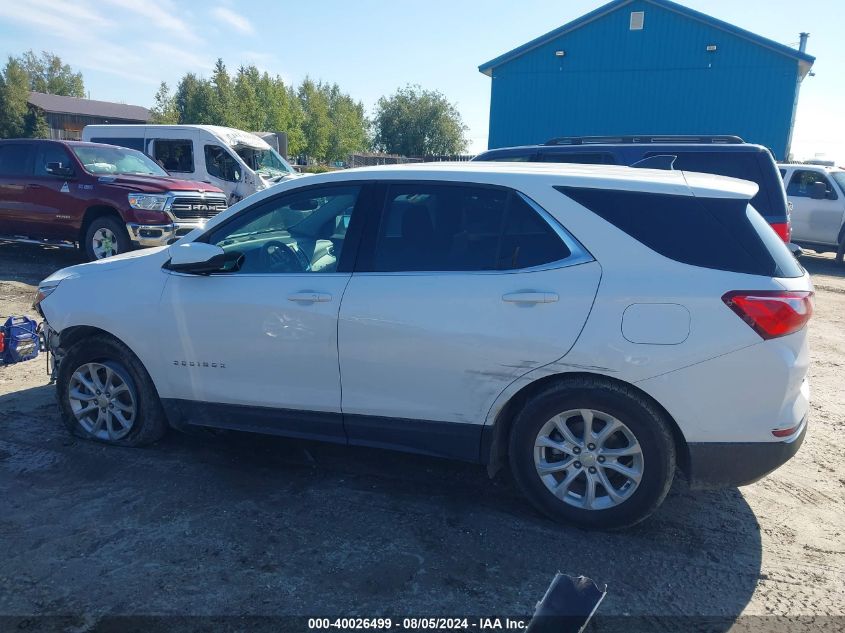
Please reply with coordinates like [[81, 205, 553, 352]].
[[2, 316, 40, 364]]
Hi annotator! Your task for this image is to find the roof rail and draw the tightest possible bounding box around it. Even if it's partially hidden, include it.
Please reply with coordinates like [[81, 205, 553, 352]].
[[543, 135, 745, 146]]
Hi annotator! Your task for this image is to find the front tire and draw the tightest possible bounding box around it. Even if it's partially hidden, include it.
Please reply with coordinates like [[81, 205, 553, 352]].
[[83, 215, 131, 261], [57, 335, 168, 446], [836, 235, 845, 265], [509, 377, 675, 529]]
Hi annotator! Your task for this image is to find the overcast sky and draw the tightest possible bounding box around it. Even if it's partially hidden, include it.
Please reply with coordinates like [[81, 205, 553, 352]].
[[0, 0, 841, 161]]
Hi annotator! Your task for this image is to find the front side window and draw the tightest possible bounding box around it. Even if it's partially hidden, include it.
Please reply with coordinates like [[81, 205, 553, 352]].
[[0, 144, 34, 177], [205, 145, 241, 182], [233, 145, 292, 178], [35, 144, 74, 177], [205, 186, 360, 274], [369, 184, 570, 272], [152, 139, 194, 173], [787, 170, 837, 199], [71, 146, 168, 177]]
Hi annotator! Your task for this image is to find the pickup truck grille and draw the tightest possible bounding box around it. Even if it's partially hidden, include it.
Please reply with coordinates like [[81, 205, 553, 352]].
[[170, 195, 228, 220]]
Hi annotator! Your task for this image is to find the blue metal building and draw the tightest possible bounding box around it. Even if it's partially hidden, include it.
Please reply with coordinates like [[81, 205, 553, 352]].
[[479, 0, 814, 159]]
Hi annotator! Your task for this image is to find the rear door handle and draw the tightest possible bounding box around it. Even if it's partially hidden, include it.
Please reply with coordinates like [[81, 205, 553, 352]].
[[287, 292, 332, 303], [502, 292, 559, 304]]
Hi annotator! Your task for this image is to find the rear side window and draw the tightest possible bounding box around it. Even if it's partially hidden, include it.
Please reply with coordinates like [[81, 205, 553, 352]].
[[152, 139, 194, 172], [90, 137, 145, 152], [0, 144, 34, 177], [557, 186, 802, 278], [538, 152, 616, 165], [647, 151, 776, 217], [369, 184, 570, 272]]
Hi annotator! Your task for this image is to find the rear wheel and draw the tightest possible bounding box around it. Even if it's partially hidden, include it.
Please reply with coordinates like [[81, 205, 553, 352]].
[[57, 335, 168, 446], [836, 234, 845, 265], [83, 215, 131, 261], [509, 377, 675, 529]]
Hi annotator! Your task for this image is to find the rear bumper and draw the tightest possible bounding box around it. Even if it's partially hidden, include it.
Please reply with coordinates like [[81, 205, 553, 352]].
[[686, 415, 807, 489]]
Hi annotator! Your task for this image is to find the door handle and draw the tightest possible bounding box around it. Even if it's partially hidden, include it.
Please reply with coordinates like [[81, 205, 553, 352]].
[[287, 292, 332, 303], [502, 292, 559, 304]]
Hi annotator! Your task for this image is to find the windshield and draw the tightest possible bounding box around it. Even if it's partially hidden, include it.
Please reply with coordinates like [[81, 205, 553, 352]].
[[233, 144, 293, 179], [72, 146, 168, 177], [831, 172, 845, 195]]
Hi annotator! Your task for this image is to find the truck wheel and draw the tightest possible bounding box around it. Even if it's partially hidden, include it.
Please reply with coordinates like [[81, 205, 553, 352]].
[[56, 335, 168, 446], [83, 216, 130, 261], [508, 377, 675, 529], [836, 235, 845, 265]]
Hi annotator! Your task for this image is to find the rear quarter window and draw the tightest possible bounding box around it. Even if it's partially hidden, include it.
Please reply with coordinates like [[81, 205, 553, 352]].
[[556, 186, 802, 278], [646, 151, 781, 219]]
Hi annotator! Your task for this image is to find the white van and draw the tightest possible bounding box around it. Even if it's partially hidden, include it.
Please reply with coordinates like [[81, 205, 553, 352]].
[[82, 125, 300, 204]]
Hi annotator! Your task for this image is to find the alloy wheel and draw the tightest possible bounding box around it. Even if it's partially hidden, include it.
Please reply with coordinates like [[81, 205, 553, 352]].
[[533, 408, 644, 510], [68, 362, 136, 441], [92, 228, 118, 259]]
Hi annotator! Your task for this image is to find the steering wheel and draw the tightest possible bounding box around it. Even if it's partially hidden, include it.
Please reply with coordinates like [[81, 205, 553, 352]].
[[261, 240, 309, 273]]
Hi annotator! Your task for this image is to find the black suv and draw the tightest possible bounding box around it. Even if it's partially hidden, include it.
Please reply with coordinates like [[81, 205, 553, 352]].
[[474, 136, 793, 246]]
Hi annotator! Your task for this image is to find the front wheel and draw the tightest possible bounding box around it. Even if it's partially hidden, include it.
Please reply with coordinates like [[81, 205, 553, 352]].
[[836, 235, 845, 265], [57, 335, 168, 446], [83, 215, 131, 261], [509, 378, 675, 529]]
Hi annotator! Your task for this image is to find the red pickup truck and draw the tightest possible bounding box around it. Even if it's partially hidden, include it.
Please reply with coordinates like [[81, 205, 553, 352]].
[[0, 139, 228, 260]]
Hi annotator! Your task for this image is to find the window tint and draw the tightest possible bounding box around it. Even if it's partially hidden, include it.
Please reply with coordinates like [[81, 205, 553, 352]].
[[370, 184, 569, 272], [539, 152, 616, 165], [205, 145, 241, 182], [557, 186, 802, 278], [90, 137, 145, 152], [152, 139, 193, 172], [205, 186, 360, 274], [647, 151, 775, 217], [34, 144, 73, 177], [787, 170, 837, 200], [0, 144, 34, 177]]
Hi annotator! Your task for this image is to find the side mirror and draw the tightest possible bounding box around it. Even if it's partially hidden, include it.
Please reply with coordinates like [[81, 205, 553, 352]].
[[809, 181, 828, 200], [164, 242, 243, 275], [46, 162, 74, 177]]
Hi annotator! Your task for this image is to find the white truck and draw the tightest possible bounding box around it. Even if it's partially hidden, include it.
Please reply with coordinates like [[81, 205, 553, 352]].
[[779, 163, 845, 263], [82, 125, 300, 205]]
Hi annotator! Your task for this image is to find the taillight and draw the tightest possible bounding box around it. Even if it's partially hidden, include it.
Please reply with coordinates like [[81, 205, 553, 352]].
[[722, 290, 814, 340], [0, 330, 4, 354], [770, 221, 791, 243]]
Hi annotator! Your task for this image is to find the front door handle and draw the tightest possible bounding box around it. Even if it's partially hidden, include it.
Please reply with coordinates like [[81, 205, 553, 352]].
[[502, 292, 559, 304], [287, 292, 332, 303]]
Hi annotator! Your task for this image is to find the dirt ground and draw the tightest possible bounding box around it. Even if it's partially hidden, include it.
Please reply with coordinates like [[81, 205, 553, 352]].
[[0, 241, 843, 631]]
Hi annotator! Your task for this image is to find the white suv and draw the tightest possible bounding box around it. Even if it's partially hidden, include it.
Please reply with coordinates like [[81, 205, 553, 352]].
[[35, 163, 812, 528]]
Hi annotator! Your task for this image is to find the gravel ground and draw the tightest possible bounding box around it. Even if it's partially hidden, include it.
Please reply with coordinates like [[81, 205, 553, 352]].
[[0, 241, 843, 631]]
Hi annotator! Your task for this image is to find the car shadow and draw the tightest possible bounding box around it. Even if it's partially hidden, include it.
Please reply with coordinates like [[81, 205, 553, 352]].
[[800, 251, 845, 279], [0, 382, 761, 628], [0, 241, 83, 287]]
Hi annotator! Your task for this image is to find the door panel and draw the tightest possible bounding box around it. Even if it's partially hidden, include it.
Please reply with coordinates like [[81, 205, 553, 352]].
[[26, 143, 79, 239], [338, 181, 601, 449], [0, 144, 35, 236], [338, 263, 601, 428], [155, 183, 367, 440], [787, 170, 843, 244]]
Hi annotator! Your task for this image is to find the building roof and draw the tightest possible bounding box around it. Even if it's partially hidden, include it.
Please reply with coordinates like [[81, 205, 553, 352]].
[[27, 91, 150, 121], [478, 0, 815, 76]]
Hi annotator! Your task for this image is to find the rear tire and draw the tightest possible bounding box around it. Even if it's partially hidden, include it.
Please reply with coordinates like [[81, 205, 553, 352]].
[[83, 215, 131, 261], [509, 377, 675, 529], [57, 335, 168, 446], [836, 235, 845, 265]]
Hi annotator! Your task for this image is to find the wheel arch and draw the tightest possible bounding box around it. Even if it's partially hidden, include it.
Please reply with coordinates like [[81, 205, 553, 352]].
[[58, 325, 146, 372], [79, 204, 125, 242], [483, 371, 689, 479]]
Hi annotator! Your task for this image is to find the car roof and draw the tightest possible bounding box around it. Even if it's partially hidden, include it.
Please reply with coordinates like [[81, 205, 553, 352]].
[[480, 142, 769, 154], [277, 162, 759, 201], [0, 138, 115, 148], [778, 163, 844, 173]]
